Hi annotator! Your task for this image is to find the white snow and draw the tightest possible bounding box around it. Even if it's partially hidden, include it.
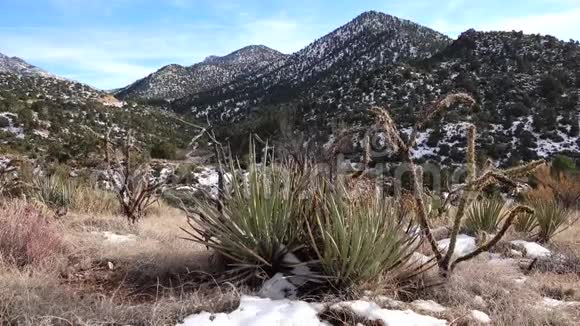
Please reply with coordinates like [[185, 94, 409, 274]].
[[177, 296, 327, 326], [437, 235, 476, 259], [470, 310, 491, 324], [92, 231, 137, 244], [179, 296, 449, 326], [331, 300, 447, 326], [510, 240, 551, 259], [407, 252, 433, 268], [540, 297, 580, 309], [411, 300, 447, 313]]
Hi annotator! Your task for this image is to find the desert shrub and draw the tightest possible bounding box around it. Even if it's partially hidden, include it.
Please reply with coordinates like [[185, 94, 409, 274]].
[[0, 200, 65, 267], [464, 197, 506, 235], [513, 210, 537, 234], [172, 163, 197, 184], [309, 182, 423, 288], [70, 184, 119, 215], [526, 164, 580, 209], [551, 155, 576, 175], [30, 174, 75, 209], [162, 188, 203, 210], [103, 131, 162, 222], [150, 141, 177, 160], [182, 153, 310, 283], [533, 201, 570, 243]]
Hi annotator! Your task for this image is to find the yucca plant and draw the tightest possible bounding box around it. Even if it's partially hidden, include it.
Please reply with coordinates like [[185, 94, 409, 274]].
[[30, 174, 75, 209], [513, 211, 537, 234], [307, 181, 424, 289], [182, 146, 311, 283], [533, 201, 570, 243], [464, 198, 506, 235]]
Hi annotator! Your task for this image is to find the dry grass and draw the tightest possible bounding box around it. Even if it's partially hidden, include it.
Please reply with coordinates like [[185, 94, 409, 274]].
[[0, 191, 579, 325], [0, 197, 233, 325], [0, 200, 67, 268], [418, 256, 578, 325], [0, 266, 241, 326], [526, 166, 580, 209], [70, 184, 120, 215]]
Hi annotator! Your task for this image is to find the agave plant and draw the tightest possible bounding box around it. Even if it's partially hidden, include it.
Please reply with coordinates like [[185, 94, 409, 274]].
[[464, 197, 506, 235], [182, 147, 311, 283], [533, 201, 570, 243], [307, 182, 424, 289]]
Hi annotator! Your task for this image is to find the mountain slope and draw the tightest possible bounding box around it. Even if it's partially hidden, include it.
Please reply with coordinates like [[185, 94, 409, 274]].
[[0, 71, 200, 165], [289, 29, 580, 164], [173, 11, 451, 120], [115, 45, 287, 101], [0, 52, 53, 78]]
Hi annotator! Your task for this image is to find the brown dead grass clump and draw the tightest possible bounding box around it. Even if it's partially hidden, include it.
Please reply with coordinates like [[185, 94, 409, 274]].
[[0, 267, 241, 326], [526, 166, 580, 210], [0, 197, 237, 325], [0, 200, 67, 268], [419, 257, 575, 325]]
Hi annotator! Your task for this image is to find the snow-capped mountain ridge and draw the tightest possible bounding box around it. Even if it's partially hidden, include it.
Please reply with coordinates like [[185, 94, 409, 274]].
[[172, 11, 450, 118], [0, 52, 53, 78], [115, 45, 287, 101]]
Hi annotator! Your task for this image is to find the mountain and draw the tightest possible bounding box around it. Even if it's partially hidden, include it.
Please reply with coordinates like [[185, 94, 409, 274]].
[[2, 11, 579, 166], [291, 29, 580, 164], [173, 11, 451, 120], [0, 60, 198, 165], [115, 45, 287, 101], [159, 14, 578, 164], [0, 52, 53, 78]]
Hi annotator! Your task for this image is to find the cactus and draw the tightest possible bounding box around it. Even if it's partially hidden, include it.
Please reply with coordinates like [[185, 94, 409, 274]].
[[333, 93, 544, 276]]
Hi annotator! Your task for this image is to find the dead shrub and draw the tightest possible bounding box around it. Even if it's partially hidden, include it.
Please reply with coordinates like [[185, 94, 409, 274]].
[[527, 165, 580, 210]]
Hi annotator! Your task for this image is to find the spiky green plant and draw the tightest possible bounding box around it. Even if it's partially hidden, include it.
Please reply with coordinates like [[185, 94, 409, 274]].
[[464, 198, 506, 235], [31, 174, 75, 209], [307, 182, 423, 288], [533, 201, 569, 243], [181, 147, 311, 283], [513, 211, 537, 234]]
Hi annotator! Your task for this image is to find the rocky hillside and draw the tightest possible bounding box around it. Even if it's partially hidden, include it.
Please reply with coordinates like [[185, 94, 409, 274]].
[[173, 11, 450, 120], [296, 29, 580, 164], [0, 72, 110, 104], [115, 45, 287, 101], [163, 16, 579, 165], [0, 70, 202, 165], [0, 52, 53, 78]]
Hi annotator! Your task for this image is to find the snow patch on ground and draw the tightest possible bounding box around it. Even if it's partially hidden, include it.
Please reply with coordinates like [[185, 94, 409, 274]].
[[92, 231, 137, 244], [177, 296, 328, 326], [411, 300, 447, 313], [331, 300, 448, 326], [541, 297, 580, 309], [470, 310, 491, 324], [179, 296, 449, 326], [510, 240, 551, 259], [437, 235, 476, 259]]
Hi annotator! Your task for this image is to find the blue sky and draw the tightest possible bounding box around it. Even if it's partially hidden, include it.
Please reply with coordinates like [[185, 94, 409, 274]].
[[0, 0, 579, 89]]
